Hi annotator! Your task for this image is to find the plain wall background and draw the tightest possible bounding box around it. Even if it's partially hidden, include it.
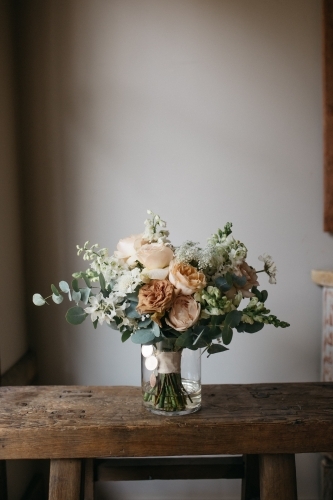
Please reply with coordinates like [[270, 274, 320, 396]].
[[10, 0, 330, 498]]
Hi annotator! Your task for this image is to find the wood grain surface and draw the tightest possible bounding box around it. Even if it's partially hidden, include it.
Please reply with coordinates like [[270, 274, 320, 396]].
[[259, 454, 297, 500], [49, 459, 81, 500], [1, 384, 333, 459]]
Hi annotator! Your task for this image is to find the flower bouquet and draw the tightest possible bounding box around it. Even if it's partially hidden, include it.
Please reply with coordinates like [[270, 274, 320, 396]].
[[33, 210, 289, 415]]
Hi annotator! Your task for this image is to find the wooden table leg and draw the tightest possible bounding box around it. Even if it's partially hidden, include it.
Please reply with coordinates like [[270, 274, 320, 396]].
[[83, 459, 94, 500], [49, 459, 82, 500], [241, 454, 260, 500], [0, 460, 8, 500], [259, 454, 297, 500]]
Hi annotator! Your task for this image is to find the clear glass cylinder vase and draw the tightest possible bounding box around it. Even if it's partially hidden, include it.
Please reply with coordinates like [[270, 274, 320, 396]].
[[141, 342, 201, 416]]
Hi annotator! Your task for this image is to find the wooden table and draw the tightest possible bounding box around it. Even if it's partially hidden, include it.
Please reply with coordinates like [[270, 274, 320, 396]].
[[1, 383, 333, 500]]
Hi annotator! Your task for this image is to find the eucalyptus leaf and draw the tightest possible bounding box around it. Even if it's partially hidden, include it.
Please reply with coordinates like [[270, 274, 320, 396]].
[[175, 330, 195, 349], [224, 310, 242, 328], [209, 325, 222, 340], [126, 302, 141, 319], [52, 293, 63, 304], [79, 287, 91, 305], [126, 292, 139, 303], [225, 272, 234, 286], [131, 328, 156, 344], [211, 315, 225, 326], [59, 281, 70, 293], [72, 279, 79, 293], [232, 274, 247, 287], [121, 330, 132, 343], [51, 284, 60, 296], [261, 290, 268, 303], [107, 321, 118, 330], [93, 319, 98, 330], [243, 322, 264, 334], [99, 273, 106, 291], [222, 325, 233, 345], [65, 306, 88, 325], [252, 286, 262, 302], [152, 322, 160, 337], [81, 273, 91, 287], [193, 328, 205, 346], [214, 276, 232, 292], [32, 293, 46, 306], [72, 290, 81, 303], [207, 344, 229, 356], [138, 318, 152, 329]]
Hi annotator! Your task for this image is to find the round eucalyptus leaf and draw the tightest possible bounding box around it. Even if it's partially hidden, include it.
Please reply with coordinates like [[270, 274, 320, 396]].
[[59, 281, 70, 293], [52, 293, 64, 305], [65, 306, 88, 325], [32, 293, 46, 306]]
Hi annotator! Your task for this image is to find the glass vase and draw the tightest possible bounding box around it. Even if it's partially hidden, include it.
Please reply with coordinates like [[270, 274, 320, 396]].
[[141, 341, 201, 416]]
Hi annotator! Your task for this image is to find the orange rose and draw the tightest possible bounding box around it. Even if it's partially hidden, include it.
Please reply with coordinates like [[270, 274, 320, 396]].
[[166, 295, 201, 332], [169, 261, 206, 295], [137, 279, 175, 315]]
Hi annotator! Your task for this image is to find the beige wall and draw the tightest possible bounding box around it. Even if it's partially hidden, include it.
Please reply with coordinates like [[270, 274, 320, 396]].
[[18, 1, 325, 498]]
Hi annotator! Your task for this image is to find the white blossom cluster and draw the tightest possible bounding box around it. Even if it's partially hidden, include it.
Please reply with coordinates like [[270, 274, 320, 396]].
[[143, 210, 170, 244]]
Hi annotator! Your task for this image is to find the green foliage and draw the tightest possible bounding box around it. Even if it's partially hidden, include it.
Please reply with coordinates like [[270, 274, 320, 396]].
[[72, 290, 81, 303], [152, 322, 160, 337], [32, 293, 46, 306], [52, 293, 63, 305], [131, 328, 156, 344], [72, 279, 79, 293], [126, 302, 141, 319], [66, 306, 88, 325], [79, 287, 91, 305], [99, 273, 106, 291], [59, 281, 70, 293], [51, 284, 60, 296], [121, 330, 132, 343], [207, 344, 229, 356]]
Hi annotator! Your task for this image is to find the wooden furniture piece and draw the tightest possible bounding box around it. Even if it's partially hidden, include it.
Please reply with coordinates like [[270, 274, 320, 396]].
[[0, 383, 332, 500]]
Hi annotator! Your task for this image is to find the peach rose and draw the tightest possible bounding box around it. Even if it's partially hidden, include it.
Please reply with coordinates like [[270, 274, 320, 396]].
[[136, 243, 174, 270], [166, 295, 201, 332], [225, 261, 259, 300], [137, 279, 175, 315], [114, 234, 143, 265], [169, 261, 206, 295]]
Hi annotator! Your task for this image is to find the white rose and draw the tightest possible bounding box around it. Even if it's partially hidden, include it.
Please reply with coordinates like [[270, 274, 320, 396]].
[[114, 234, 143, 264], [136, 243, 174, 270], [141, 267, 170, 283]]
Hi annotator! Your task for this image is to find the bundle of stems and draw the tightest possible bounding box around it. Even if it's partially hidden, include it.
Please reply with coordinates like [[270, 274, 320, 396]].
[[143, 372, 192, 412]]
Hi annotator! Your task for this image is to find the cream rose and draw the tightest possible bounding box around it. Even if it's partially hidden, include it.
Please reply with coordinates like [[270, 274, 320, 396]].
[[114, 234, 143, 265], [136, 243, 174, 270], [165, 295, 201, 332], [169, 261, 206, 295], [137, 279, 175, 315]]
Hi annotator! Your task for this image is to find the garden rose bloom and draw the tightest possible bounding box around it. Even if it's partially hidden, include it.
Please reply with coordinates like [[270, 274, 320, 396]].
[[136, 243, 173, 270], [166, 295, 201, 332], [169, 261, 206, 295], [225, 261, 259, 299], [137, 279, 175, 315], [114, 234, 143, 264]]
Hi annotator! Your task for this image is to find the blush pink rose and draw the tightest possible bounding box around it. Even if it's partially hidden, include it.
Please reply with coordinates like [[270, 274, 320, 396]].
[[165, 294, 201, 332]]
